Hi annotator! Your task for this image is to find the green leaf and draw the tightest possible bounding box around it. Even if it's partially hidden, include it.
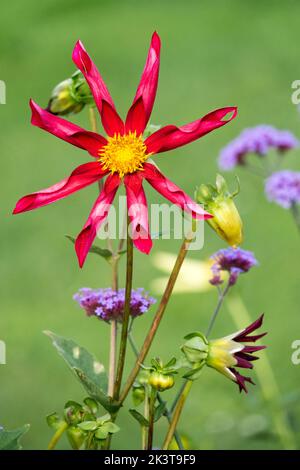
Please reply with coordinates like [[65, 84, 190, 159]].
[[83, 397, 99, 415], [129, 409, 149, 427], [94, 428, 108, 440], [66, 235, 113, 261], [0, 425, 30, 450], [154, 402, 166, 422], [182, 365, 204, 381], [78, 421, 98, 432], [44, 331, 118, 412], [101, 422, 120, 434], [165, 357, 177, 368]]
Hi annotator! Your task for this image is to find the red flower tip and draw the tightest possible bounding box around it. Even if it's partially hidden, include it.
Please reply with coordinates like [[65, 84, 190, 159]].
[[151, 31, 161, 53], [72, 40, 91, 73]]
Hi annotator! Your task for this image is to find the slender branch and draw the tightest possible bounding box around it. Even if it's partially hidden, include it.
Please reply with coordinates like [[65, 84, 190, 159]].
[[147, 389, 157, 450], [206, 282, 231, 337], [47, 422, 68, 450], [108, 258, 119, 397], [162, 380, 192, 450], [89, 106, 98, 132], [119, 236, 193, 406], [142, 388, 149, 450], [113, 218, 134, 401]]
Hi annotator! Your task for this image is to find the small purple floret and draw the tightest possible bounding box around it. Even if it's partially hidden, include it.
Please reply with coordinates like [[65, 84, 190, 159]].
[[210, 247, 258, 286], [265, 170, 300, 209]]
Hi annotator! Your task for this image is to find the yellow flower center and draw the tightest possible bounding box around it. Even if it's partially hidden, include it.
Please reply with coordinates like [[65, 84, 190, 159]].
[[99, 132, 149, 177]]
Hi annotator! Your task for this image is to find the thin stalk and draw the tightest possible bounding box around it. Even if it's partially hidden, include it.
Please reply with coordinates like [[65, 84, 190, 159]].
[[142, 389, 149, 450], [107, 258, 119, 397], [226, 293, 297, 450], [147, 389, 157, 450], [47, 421, 68, 450], [206, 283, 231, 337], [89, 106, 98, 132], [119, 236, 193, 405], [162, 380, 192, 450], [113, 218, 134, 401]]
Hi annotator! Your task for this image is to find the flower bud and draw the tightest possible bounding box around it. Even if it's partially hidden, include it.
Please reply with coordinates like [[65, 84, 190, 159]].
[[196, 174, 243, 247], [47, 71, 94, 116], [66, 425, 86, 450], [148, 371, 174, 391]]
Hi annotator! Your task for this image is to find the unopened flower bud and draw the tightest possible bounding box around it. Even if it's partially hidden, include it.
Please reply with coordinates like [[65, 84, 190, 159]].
[[47, 71, 94, 116], [148, 371, 174, 391], [196, 174, 243, 247], [66, 425, 86, 450]]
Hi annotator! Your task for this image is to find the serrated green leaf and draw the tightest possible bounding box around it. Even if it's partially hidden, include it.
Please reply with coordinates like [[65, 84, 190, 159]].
[[66, 235, 113, 261], [129, 409, 149, 427], [0, 425, 30, 450], [44, 331, 119, 412]]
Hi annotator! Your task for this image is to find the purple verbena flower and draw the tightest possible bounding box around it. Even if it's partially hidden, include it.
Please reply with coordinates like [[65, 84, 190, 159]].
[[219, 125, 299, 170], [265, 170, 300, 209], [210, 247, 258, 286], [73, 287, 156, 322]]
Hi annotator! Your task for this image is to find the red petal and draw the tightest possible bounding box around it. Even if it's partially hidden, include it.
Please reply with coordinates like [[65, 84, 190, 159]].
[[145, 107, 237, 154], [143, 163, 212, 220], [230, 368, 255, 394], [125, 173, 152, 254], [13, 162, 107, 214], [125, 97, 146, 135], [75, 174, 120, 267], [234, 314, 266, 343], [101, 100, 124, 137], [132, 32, 161, 128], [72, 40, 115, 114], [30, 100, 106, 157]]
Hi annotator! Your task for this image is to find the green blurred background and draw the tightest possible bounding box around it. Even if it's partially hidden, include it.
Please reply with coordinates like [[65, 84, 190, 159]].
[[1, 0, 300, 449]]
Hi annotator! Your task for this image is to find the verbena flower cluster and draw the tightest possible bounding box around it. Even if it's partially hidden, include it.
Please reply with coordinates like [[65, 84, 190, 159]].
[[265, 170, 300, 209], [74, 287, 156, 322], [219, 125, 299, 170], [210, 247, 258, 286]]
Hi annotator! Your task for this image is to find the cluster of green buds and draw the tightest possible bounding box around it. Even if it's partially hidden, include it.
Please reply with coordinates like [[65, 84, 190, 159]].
[[47, 397, 119, 450], [195, 174, 243, 247], [47, 70, 94, 116], [147, 357, 178, 392]]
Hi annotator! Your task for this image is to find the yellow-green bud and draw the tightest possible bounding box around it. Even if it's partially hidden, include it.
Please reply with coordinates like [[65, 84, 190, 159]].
[[148, 371, 174, 391], [47, 71, 93, 116], [196, 174, 243, 247]]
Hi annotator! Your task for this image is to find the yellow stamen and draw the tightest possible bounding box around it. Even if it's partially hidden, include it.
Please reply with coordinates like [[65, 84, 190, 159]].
[[99, 131, 149, 178]]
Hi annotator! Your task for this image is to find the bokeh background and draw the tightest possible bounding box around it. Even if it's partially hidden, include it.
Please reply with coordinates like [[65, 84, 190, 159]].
[[1, 0, 300, 449]]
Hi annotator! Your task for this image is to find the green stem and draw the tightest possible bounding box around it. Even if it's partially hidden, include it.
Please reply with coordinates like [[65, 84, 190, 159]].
[[142, 388, 149, 450], [108, 258, 119, 397], [113, 219, 134, 401], [206, 283, 230, 337], [226, 293, 297, 450], [119, 236, 193, 406], [162, 380, 192, 450], [147, 389, 157, 450], [47, 422, 68, 450]]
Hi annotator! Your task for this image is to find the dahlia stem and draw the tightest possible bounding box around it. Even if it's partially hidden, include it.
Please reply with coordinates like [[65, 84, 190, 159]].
[[118, 236, 193, 406], [142, 388, 149, 450], [147, 388, 157, 450], [108, 258, 119, 397], [128, 330, 184, 449], [89, 106, 98, 132], [113, 218, 133, 401], [206, 282, 231, 337], [47, 421, 68, 450], [226, 293, 297, 450], [162, 380, 193, 450]]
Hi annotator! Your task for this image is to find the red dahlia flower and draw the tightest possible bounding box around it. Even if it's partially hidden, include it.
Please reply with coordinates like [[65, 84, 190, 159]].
[[14, 32, 237, 267]]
